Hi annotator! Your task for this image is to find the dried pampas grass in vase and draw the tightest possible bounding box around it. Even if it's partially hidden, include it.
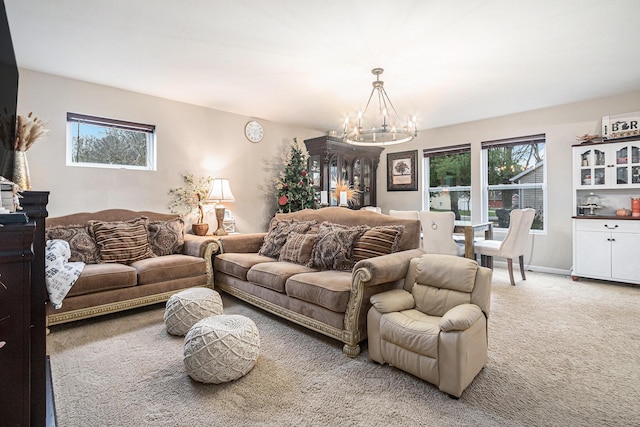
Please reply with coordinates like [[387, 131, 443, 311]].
[[11, 112, 49, 191]]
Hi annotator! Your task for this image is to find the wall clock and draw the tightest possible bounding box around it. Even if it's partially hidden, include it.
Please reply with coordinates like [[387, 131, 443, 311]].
[[244, 120, 264, 143]]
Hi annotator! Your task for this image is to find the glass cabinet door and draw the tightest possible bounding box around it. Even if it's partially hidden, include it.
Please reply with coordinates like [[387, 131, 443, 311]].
[[329, 155, 338, 206], [352, 159, 362, 208], [308, 155, 321, 202], [614, 143, 640, 186], [577, 147, 607, 187], [362, 160, 372, 207]]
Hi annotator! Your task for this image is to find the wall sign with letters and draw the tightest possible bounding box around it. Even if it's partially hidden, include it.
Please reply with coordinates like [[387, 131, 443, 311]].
[[602, 111, 640, 140]]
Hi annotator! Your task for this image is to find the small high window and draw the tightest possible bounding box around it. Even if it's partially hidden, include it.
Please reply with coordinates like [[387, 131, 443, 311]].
[[66, 113, 156, 170]]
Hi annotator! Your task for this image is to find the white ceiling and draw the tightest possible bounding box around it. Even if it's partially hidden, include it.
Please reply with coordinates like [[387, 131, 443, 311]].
[[5, 0, 640, 133]]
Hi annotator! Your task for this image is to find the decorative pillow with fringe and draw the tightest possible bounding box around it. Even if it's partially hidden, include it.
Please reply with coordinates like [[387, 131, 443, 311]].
[[310, 222, 368, 271], [279, 231, 319, 266], [45, 224, 101, 264], [147, 218, 185, 256], [89, 217, 156, 265], [258, 219, 317, 259], [352, 225, 404, 263]]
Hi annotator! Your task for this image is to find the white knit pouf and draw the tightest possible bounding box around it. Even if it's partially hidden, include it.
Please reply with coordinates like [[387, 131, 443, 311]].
[[183, 314, 260, 384], [164, 288, 223, 336]]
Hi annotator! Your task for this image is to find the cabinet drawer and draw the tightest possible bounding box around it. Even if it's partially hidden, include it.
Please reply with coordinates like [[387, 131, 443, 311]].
[[575, 219, 640, 233]]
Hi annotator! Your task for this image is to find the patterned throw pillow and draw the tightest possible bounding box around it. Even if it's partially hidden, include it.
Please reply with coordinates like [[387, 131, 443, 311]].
[[45, 224, 101, 264], [352, 225, 404, 263], [89, 217, 156, 265], [279, 232, 319, 266], [258, 219, 317, 259], [147, 218, 185, 256], [310, 222, 368, 271]]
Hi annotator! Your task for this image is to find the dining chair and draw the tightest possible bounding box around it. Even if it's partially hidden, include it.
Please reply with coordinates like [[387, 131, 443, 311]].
[[418, 211, 465, 256], [360, 206, 382, 214], [388, 210, 421, 248], [473, 208, 535, 286]]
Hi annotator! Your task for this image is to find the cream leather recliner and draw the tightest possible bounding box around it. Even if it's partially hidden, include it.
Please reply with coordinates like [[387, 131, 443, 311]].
[[367, 254, 492, 398]]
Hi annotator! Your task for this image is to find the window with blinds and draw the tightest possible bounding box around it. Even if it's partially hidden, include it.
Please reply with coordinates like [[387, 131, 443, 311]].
[[66, 113, 156, 170], [423, 143, 471, 222], [481, 134, 545, 230]]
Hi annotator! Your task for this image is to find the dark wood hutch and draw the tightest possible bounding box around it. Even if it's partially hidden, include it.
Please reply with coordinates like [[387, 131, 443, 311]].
[[0, 191, 52, 426], [304, 136, 383, 209]]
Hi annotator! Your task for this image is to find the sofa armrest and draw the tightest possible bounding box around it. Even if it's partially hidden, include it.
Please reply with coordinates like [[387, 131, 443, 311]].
[[183, 234, 220, 258], [370, 289, 415, 314], [217, 233, 267, 253], [352, 248, 425, 287], [440, 304, 483, 332]]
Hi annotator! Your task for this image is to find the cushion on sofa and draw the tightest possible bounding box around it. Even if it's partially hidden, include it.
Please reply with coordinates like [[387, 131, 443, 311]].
[[278, 231, 319, 266], [132, 254, 206, 285], [247, 261, 317, 293], [352, 225, 404, 262], [67, 263, 137, 297], [214, 252, 277, 281], [89, 217, 156, 265], [147, 218, 185, 256], [310, 222, 368, 271], [258, 219, 317, 259], [285, 270, 353, 313], [45, 224, 101, 264]]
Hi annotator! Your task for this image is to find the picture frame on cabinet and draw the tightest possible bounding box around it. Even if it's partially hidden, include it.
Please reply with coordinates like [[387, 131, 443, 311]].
[[387, 150, 418, 191]]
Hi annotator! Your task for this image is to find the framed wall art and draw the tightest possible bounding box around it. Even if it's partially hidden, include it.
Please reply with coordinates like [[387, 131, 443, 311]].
[[387, 150, 418, 191]]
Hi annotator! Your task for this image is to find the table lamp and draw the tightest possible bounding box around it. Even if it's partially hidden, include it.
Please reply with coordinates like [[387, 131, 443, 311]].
[[209, 178, 235, 236]]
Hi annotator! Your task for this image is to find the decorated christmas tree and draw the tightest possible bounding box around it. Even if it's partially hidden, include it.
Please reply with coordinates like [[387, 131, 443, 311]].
[[276, 138, 317, 212]]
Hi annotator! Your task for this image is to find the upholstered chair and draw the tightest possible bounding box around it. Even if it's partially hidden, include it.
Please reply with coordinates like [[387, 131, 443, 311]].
[[368, 254, 492, 398], [360, 206, 382, 214], [388, 209, 420, 220], [473, 208, 535, 286], [418, 211, 464, 256]]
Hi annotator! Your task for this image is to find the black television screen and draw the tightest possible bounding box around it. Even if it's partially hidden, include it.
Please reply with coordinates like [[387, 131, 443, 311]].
[[0, 0, 19, 181]]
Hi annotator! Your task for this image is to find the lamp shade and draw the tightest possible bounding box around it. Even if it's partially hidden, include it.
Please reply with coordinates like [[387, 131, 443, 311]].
[[209, 178, 235, 202]]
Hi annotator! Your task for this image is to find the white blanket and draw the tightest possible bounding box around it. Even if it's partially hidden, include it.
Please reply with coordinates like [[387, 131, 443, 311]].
[[45, 239, 85, 309]]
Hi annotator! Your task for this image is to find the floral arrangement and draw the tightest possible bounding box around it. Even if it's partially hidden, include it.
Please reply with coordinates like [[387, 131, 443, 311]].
[[14, 112, 48, 151], [275, 138, 317, 213], [333, 179, 358, 205], [168, 174, 213, 224]]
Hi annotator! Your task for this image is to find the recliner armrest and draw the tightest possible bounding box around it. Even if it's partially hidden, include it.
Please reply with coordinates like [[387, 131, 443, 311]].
[[370, 289, 415, 313], [352, 248, 425, 287], [440, 304, 484, 332]]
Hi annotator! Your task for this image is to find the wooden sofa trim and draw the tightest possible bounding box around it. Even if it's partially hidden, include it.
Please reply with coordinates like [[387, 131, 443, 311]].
[[46, 285, 213, 327]]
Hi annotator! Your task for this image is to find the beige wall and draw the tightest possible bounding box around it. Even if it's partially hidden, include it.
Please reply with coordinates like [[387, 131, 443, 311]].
[[378, 89, 640, 273], [17, 69, 322, 233], [18, 69, 640, 272]]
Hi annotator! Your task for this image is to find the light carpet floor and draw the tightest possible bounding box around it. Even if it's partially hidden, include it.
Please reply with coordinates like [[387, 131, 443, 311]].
[[47, 268, 640, 426]]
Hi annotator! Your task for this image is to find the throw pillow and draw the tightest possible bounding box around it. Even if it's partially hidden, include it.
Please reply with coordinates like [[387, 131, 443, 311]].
[[258, 219, 317, 259], [352, 225, 404, 263], [89, 217, 156, 265], [310, 222, 368, 271], [147, 218, 185, 256], [279, 232, 319, 266], [45, 224, 101, 264]]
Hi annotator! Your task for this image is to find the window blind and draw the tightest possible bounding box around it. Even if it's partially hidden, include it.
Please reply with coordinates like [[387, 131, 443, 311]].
[[423, 143, 471, 157], [67, 112, 155, 133]]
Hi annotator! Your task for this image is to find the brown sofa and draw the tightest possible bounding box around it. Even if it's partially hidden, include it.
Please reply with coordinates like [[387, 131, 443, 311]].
[[214, 207, 424, 357], [45, 209, 220, 327]]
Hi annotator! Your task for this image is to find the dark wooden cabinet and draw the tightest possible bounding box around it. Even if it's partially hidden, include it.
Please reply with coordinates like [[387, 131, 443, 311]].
[[0, 223, 36, 426], [304, 136, 383, 209], [0, 191, 50, 426]]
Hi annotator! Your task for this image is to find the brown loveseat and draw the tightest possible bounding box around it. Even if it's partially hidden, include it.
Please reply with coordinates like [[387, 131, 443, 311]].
[[45, 209, 220, 327], [214, 207, 424, 357]]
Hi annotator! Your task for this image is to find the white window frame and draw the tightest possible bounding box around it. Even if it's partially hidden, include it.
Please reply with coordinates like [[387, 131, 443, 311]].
[[423, 144, 472, 225], [481, 134, 547, 233], [66, 112, 156, 171]]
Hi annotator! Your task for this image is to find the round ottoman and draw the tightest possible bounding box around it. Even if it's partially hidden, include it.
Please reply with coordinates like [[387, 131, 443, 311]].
[[164, 287, 223, 336], [183, 314, 260, 384]]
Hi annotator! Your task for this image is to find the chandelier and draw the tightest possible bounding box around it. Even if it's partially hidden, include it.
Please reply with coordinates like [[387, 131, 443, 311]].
[[343, 68, 417, 146]]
